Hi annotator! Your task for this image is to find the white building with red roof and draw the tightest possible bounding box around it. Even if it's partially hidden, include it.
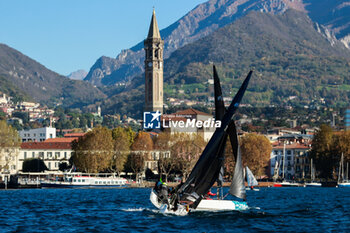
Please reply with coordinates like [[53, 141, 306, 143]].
[[19, 141, 73, 171], [270, 140, 311, 180]]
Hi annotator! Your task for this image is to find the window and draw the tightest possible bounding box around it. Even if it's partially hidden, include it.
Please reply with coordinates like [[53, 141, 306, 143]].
[[55, 152, 60, 158], [32, 152, 35, 158], [78, 179, 81, 182], [48, 162, 51, 169], [39, 152, 44, 158], [95, 181, 98, 184], [64, 152, 67, 159], [73, 179, 76, 182], [47, 152, 52, 158], [24, 152, 27, 160], [287, 150, 291, 155], [50, 134, 53, 138]]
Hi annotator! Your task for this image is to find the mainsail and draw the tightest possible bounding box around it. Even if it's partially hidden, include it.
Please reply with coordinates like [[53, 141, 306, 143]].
[[213, 65, 226, 189], [246, 166, 259, 187], [177, 70, 253, 207], [228, 122, 246, 200]]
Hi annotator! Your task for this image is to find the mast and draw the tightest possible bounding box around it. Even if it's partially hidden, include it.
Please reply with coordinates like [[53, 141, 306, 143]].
[[310, 158, 314, 181], [342, 153, 345, 182], [338, 153, 343, 183], [282, 143, 286, 180]]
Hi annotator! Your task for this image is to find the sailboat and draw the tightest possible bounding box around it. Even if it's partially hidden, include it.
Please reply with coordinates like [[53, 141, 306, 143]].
[[245, 166, 259, 191], [338, 153, 350, 187], [273, 143, 300, 187], [304, 158, 321, 187], [150, 66, 253, 213]]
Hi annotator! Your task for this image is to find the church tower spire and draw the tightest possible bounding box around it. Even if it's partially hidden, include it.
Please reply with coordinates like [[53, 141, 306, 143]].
[[144, 9, 164, 113]]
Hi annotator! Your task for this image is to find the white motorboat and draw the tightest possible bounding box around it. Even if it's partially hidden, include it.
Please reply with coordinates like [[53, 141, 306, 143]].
[[41, 173, 129, 188]]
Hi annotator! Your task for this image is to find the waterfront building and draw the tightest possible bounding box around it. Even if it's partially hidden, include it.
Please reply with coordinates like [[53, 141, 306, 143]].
[[0, 146, 20, 181], [19, 141, 72, 171], [270, 141, 311, 180], [144, 9, 164, 113], [19, 127, 56, 142], [147, 150, 171, 174]]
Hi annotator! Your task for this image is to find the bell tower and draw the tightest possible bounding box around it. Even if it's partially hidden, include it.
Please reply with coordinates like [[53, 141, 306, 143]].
[[144, 9, 164, 113]]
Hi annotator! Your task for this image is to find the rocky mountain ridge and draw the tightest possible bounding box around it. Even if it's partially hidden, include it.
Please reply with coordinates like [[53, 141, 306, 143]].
[[84, 0, 350, 86], [98, 9, 350, 118]]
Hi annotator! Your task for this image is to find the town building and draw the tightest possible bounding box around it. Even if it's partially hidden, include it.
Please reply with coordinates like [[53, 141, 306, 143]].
[[270, 135, 312, 180], [19, 141, 73, 171], [145, 150, 171, 174], [19, 127, 56, 142], [144, 9, 164, 113], [0, 147, 20, 181]]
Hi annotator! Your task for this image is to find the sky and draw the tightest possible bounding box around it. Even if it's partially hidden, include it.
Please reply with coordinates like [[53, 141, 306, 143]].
[[0, 0, 207, 76]]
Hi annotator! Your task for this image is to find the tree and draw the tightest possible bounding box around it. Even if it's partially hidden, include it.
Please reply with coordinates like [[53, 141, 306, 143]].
[[331, 130, 350, 179], [110, 127, 130, 175], [154, 132, 177, 182], [125, 131, 153, 182], [309, 124, 334, 179], [240, 133, 272, 178], [22, 158, 48, 172], [0, 121, 21, 173], [172, 133, 206, 179], [71, 126, 114, 173]]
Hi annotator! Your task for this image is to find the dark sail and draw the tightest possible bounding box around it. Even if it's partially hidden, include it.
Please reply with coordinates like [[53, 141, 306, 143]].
[[213, 65, 225, 121], [213, 65, 226, 188], [178, 70, 253, 208]]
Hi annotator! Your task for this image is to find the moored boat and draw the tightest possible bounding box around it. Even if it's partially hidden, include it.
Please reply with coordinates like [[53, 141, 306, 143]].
[[304, 158, 321, 187], [41, 173, 129, 188], [337, 153, 350, 188], [273, 181, 301, 187]]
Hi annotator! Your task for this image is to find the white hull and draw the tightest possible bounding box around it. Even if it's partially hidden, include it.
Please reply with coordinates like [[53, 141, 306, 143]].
[[149, 190, 188, 215], [246, 187, 260, 191], [338, 182, 350, 187], [304, 182, 321, 187], [195, 199, 249, 211], [150, 190, 248, 213]]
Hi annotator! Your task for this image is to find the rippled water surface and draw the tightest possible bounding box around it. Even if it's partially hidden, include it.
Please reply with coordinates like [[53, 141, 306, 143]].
[[0, 187, 349, 232]]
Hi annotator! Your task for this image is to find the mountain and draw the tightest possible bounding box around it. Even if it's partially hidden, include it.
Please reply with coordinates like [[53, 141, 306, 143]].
[[84, 0, 350, 87], [67, 69, 88, 80], [0, 44, 106, 108], [100, 9, 350, 118], [304, 0, 350, 48]]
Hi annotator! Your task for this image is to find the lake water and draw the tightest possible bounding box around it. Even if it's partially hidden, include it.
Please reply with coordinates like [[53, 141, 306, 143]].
[[0, 187, 349, 232]]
